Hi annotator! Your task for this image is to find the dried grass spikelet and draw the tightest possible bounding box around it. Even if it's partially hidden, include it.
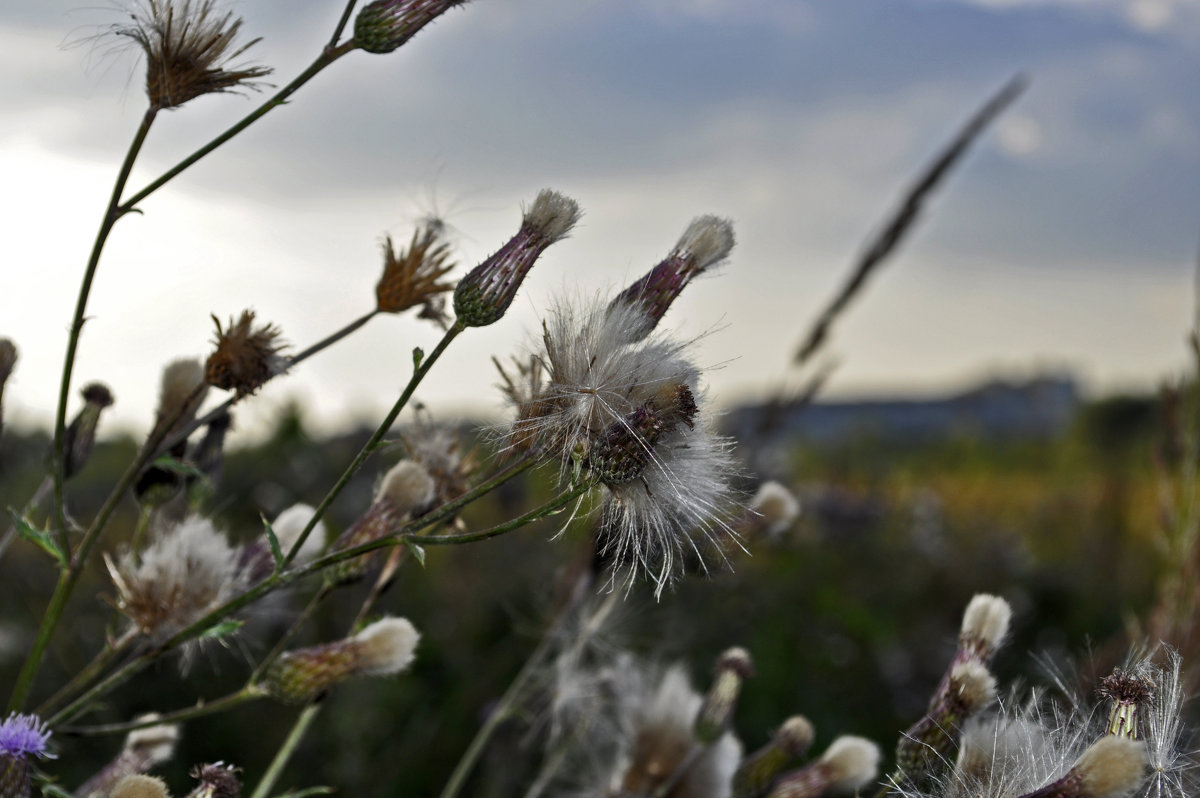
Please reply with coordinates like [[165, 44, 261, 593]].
[[263, 616, 419, 703], [609, 665, 742, 798], [107, 515, 246, 644], [111, 774, 171, 798], [326, 460, 436, 583], [185, 762, 240, 798], [114, 0, 272, 111], [205, 310, 289, 398], [375, 225, 456, 314], [767, 736, 880, 798], [76, 714, 179, 798]]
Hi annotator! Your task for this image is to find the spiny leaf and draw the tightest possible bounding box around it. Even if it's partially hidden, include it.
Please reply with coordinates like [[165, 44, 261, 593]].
[[199, 619, 244, 641], [404, 539, 427, 568], [8, 508, 66, 566], [261, 514, 284, 573]]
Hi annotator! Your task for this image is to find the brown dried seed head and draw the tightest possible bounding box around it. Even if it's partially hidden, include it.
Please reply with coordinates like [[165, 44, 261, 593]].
[[205, 310, 289, 398], [116, 0, 272, 111], [375, 227, 456, 313]]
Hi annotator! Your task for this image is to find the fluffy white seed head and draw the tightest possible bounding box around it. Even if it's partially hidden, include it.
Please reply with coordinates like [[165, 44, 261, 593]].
[[819, 736, 881, 792], [960, 594, 1012, 658], [750, 481, 801, 539], [271, 503, 327, 563], [673, 215, 735, 273], [352, 616, 420, 676], [156, 358, 208, 428], [110, 774, 170, 798], [124, 714, 179, 765], [375, 460, 437, 514], [950, 660, 998, 712], [1075, 737, 1147, 798], [524, 188, 582, 244]]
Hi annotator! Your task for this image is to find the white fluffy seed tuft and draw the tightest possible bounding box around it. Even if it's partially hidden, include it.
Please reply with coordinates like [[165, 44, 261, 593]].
[[673, 215, 735, 273], [750, 481, 801, 539], [271, 503, 327, 563], [820, 735, 881, 792], [523, 188, 582, 244], [950, 660, 998, 712], [1076, 737, 1148, 798], [353, 616, 420, 676], [961, 594, 1012, 655], [375, 460, 437, 513], [124, 714, 179, 765]]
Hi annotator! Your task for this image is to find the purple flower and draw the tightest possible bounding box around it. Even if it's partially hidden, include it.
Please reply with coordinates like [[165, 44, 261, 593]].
[[0, 714, 54, 760]]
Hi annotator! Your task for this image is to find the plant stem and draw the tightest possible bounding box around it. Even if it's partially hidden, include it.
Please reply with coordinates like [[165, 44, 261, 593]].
[[248, 585, 331, 685], [35, 629, 136, 717], [410, 479, 594, 547], [50, 107, 157, 557], [62, 687, 263, 736], [328, 0, 360, 50], [117, 42, 357, 215], [250, 704, 322, 798], [0, 475, 53, 562], [284, 322, 464, 564]]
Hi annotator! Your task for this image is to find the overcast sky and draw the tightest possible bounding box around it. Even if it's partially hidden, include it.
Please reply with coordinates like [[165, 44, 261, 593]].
[[2, 0, 1198, 442]]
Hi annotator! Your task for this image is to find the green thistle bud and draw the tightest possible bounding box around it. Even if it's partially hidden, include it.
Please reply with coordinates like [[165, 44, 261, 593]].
[[354, 0, 470, 55], [694, 647, 753, 744], [63, 382, 115, 479], [733, 716, 814, 798]]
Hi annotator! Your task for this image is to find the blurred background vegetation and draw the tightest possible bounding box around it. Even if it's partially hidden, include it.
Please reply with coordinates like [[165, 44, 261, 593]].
[[0, 374, 1186, 795]]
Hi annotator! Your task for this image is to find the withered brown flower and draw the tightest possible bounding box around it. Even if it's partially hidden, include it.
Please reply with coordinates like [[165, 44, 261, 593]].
[[375, 226, 456, 314], [205, 310, 288, 398], [115, 0, 272, 110]]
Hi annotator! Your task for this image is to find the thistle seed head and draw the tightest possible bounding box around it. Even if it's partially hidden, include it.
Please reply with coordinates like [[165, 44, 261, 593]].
[[114, 0, 272, 110], [1020, 737, 1148, 798], [186, 762, 240, 798], [453, 189, 581, 327], [354, 0, 471, 54], [960, 594, 1012, 662], [205, 310, 289, 398], [694, 648, 753, 744], [375, 226, 456, 314], [734, 716, 815, 798], [76, 716, 179, 798], [748, 480, 801, 540], [111, 774, 171, 798], [270, 503, 327, 564]]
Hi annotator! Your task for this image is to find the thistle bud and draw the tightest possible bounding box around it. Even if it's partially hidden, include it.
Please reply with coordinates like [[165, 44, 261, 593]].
[[895, 660, 997, 784], [453, 189, 581, 327], [0, 713, 54, 798], [958, 593, 1012, 663], [354, 0, 470, 54], [185, 762, 240, 798], [327, 460, 436, 584], [767, 736, 880, 798], [1017, 737, 1147, 798], [733, 715, 814, 797], [111, 774, 171, 798], [263, 616, 419, 704], [63, 382, 115, 479], [611, 215, 734, 340], [205, 310, 289, 398], [694, 647, 753, 744]]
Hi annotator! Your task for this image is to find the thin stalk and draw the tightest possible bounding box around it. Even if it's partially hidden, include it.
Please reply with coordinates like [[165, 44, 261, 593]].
[[0, 475, 53, 562], [129, 505, 153, 554], [62, 687, 263, 736], [51, 107, 157, 555], [328, 0, 360, 50], [117, 42, 357, 214], [284, 322, 464, 564], [411, 479, 594, 547], [35, 629, 137, 717], [250, 704, 322, 798], [249, 585, 331, 685]]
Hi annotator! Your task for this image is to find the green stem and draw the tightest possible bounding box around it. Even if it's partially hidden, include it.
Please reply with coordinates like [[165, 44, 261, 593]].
[[129, 505, 153, 554], [117, 42, 357, 215], [328, 0, 360, 50], [61, 687, 263, 736], [35, 629, 136, 717], [50, 107, 157, 560], [411, 479, 593, 546], [250, 704, 322, 798], [249, 585, 331, 685], [284, 322, 464, 564]]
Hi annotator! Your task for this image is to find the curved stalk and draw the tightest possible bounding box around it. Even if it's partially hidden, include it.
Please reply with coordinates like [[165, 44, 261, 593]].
[[249, 704, 322, 798], [61, 687, 263, 736]]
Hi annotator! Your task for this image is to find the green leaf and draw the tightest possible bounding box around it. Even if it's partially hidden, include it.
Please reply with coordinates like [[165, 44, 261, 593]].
[[149, 455, 205, 479], [261, 514, 284, 574], [404, 539, 427, 568], [413, 346, 424, 369], [7, 508, 66, 566], [199, 619, 244, 641]]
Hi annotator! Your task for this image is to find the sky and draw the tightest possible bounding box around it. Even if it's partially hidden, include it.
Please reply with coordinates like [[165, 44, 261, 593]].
[[2, 0, 1199, 442]]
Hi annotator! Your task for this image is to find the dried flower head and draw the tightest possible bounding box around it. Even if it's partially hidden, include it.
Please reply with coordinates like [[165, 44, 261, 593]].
[[205, 310, 289, 398], [769, 736, 881, 798], [63, 382, 116, 479], [186, 762, 240, 798], [453, 189, 581, 327], [354, 0, 471, 54], [111, 774, 171, 798], [375, 225, 456, 313], [77, 715, 179, 798], [263, 616, 419, 703], [114, 0, 271, 110], [108, 515, 246, 644], [0, 713, 53, 798], [611, 215, 735, 341], [1098, 668, 1155, 741]]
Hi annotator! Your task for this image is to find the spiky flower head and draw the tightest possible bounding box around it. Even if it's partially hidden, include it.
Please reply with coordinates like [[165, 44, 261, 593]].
[[768, 736, 881, 798], [375, 225, 456, 313], [0, 713, 53, 798], [353, 0, 470, 54], [205, 310, 289, 398], [505, 296, 738, 596], [63, 382, 116, 479], [611, 215, 735, 341], [76, 714, 179, 798], [111, 774, 171, 798], [185, 762, 240, 798], [114, 0, 271, 110], [734, 716, 816, 798], [262, 616, 419, 704], [453, 189, 581, 327], [326, 460, 436, 584], [108, 515, 246, 644]]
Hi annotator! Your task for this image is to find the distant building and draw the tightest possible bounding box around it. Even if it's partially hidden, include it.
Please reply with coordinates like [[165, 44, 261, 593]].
[[724, 373, 1080, 450]]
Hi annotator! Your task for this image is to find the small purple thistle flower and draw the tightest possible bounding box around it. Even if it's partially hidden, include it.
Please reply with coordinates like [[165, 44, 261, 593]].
[[0, 713, 54, 761]]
